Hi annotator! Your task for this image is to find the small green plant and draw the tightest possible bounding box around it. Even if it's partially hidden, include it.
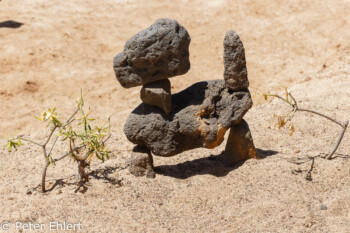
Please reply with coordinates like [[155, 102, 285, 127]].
[[5, 91, 112, 192], [264, 87, 348, 160]]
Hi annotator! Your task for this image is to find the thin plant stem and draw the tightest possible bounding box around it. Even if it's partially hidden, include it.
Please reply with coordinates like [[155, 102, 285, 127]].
[[41, 145, 48, 192], [48, 136, 59, 157], [265, 94, 293, 106], [265, 92, 348, 160], [43, 126, 57, 146], [20, 137, 42, 147], [297, 108, 344, 127], [66, 108, 79, 125], [54, 145, 86, 162], [54, 135, 112, 162], [325, 120, 349, 160]]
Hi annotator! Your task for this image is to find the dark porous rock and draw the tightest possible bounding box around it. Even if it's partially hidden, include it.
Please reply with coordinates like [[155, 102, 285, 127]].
[[223, 30, 249, 91], [113, 18, 191, 88], [124, 80, 252, 157], [223, 119, 258, 165], [126, 145, 155, 178], [140, 79, 172, 114]]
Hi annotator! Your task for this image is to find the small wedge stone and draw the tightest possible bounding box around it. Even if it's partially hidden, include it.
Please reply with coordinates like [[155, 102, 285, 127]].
[[140, 79, 172, 114]]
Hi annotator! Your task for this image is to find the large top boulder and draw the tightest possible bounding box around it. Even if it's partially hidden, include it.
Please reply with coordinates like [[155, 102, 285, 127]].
[[124, 80, 252, 156], [223, 30, 249, 91], [113, 18, 191, 88]]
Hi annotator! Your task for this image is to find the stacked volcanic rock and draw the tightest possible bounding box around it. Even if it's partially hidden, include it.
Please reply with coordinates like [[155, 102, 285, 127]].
[[113, 19, 258, 178], [113, 18, 190, 114]]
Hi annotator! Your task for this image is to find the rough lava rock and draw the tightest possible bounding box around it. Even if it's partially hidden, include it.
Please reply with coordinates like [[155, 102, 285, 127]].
[[124, 80, 252, 156], [223, 30, 249, 91], [140, 79, 172, 114], [113, 18, 191, 88]]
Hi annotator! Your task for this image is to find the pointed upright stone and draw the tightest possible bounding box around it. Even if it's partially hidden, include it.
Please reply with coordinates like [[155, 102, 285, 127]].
[[223, 30, 249, 91]]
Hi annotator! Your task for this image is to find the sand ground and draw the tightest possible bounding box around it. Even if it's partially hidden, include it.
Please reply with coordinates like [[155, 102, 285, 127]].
[[1, 0, 350, 232]]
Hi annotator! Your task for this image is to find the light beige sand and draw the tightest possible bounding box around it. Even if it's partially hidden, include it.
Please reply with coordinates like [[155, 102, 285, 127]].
[[1, 0, 350, 232]]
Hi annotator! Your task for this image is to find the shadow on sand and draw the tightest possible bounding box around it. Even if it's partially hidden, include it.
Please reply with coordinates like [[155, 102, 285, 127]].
[[0, 20, 23, 29], [27, 166, 121, 194], [155, 148, 278, 179]]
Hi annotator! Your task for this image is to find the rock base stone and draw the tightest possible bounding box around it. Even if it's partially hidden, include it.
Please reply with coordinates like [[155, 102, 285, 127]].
[[223, 119, 258, 165], [127, 145, 156, 178]]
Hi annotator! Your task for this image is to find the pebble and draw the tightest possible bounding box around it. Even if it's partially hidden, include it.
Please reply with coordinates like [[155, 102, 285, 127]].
[[320, 204, 327, 210]]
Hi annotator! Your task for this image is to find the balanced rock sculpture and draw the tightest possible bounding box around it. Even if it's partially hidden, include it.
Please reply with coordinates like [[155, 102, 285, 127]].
[[113, 18, 258, 178]]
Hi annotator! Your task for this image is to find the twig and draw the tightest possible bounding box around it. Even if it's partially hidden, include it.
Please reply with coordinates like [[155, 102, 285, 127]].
[[265, 92, 348, 160], [43, 126, 57, 146], [265, 94, 293, 106], [41, 146, 49, 192], [297, 108, 344, 127], [48, 136, 59, 157], [54, 145, 85, 162], [65, 108, 79, 125], [54, 134, 111, 162], [325, 120, 349, 159], [288, 92, 298, 108], [20, 137, 42, 147]]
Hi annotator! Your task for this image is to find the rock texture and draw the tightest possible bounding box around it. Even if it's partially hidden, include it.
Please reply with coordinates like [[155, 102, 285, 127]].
[[223, 30, 249, 91], [113, 18, 191, 88], [124, 80, 252, 156], [223, 119, 258, 165], [126, 145, 155, 178], [140, 79, 172, 114]]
